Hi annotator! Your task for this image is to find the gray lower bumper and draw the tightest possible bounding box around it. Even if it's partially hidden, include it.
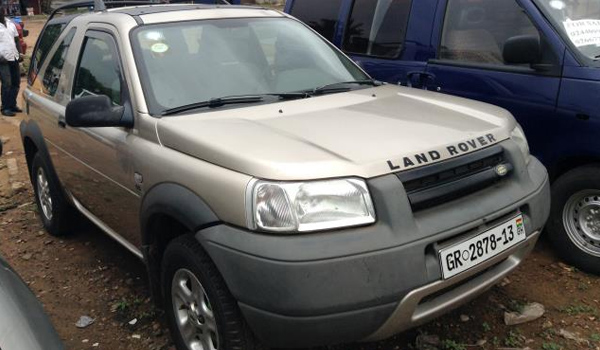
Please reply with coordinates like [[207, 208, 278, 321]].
[[366, 229, 540, 341]]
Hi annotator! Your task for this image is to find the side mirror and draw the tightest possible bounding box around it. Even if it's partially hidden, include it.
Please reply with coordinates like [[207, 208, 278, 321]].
[[503, 35, 541, 65], [22, 29, 29, 37], [66, 95, 127, 128]]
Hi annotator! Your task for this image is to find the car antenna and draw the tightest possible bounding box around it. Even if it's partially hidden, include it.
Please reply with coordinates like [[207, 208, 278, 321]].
[[94, 0, 107, 12]]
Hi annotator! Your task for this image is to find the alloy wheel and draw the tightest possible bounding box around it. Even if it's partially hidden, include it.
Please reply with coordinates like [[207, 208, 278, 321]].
[[36, 167, 53, 221], [171, 268, 219, 350]]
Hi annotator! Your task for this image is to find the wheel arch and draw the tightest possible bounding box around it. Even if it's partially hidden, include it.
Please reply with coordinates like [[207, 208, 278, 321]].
[[140, 183, 220, 303], [549, 156, 600, 182], [20, 120, 51, 178]]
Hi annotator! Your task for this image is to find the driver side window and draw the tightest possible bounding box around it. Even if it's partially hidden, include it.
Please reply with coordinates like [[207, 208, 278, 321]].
[[440, 0, 541, 65], [73, 33, 122, 105]]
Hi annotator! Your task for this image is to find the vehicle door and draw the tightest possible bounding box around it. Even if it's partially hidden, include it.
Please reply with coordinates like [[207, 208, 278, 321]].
[[25, 25, 81, 214], [34, 25, 142, 253], [425, 0, 565, 161], [534, 0, 600, 170], [341, 0, 438, 87]]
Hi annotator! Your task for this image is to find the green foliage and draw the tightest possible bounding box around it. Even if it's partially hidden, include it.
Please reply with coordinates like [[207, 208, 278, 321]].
[[577, 282, 589, 291], [507, 299, 526, 313], [115, 299, 130, 312], [560, 303, 598, 316], [504, 330, 523, 347], [542, 342, 562, 350], [492, 336, 500, 346], [441, 340, 466, 350]]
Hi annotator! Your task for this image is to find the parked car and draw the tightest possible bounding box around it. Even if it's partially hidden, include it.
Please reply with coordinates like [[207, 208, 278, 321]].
[[286, 0, 600, 275], [0, 254, 65, 350], [21, 1, 549, 348]]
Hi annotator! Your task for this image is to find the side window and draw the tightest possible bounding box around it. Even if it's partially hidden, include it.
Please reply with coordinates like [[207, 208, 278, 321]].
[[440, 0, 542, 65], [342, 0, 412, 58], [29, 23, 65, 84], [289, 0, 343, 42], [41, 28, 76, 97], [73, 34, 122, 105]]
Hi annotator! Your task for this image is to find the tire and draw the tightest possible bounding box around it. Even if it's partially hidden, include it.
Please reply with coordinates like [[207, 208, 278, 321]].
[[161, 235, 260, 350], [31, 153, 76, 236], [547, 165, 600, 275]]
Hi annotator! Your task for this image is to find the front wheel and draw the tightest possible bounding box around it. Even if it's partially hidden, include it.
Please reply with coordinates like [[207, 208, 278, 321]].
[[547, 165, 600, 275], [161, 235, 259, 350]]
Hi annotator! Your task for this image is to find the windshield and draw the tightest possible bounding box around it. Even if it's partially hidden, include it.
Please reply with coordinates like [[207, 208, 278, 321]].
[[535, 0, 600, 61], [132, 17, 370, 115]]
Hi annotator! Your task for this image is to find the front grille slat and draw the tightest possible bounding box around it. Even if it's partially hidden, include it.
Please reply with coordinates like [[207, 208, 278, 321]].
[[396, 145, 510, 211]]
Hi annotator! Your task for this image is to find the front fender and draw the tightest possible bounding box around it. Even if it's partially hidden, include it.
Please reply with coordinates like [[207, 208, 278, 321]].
[[140, 183, 219, 246]]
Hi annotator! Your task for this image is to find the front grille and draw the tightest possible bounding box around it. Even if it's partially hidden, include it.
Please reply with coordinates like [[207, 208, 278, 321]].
[[397, 145, 511, 211]]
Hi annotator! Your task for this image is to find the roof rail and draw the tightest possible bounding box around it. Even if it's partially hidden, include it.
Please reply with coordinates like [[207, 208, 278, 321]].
[[47, 0, 230, 22], [48, 0, 94, 23], [155, 0, 230, 4]]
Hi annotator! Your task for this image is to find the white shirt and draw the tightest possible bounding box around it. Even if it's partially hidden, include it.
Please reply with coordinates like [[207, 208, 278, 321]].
[[6, 19, 18, 39], [0, 20, 19, 61]]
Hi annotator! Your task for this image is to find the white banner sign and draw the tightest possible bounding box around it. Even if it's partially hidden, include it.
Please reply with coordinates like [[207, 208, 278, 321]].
[[563, 19, 600, 47]]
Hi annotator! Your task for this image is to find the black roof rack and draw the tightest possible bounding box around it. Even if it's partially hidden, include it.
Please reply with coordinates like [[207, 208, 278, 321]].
[[48, 0, 230, 23]]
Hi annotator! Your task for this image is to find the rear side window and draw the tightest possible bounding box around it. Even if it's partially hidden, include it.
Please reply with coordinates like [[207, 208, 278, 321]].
[[29, 23, 65, 84], [440, 0, 542, 66], [342, 0, 412, 58], [42, 28, 76, 97], [73, 34, 122, 105], [289, 0, 343, 41]]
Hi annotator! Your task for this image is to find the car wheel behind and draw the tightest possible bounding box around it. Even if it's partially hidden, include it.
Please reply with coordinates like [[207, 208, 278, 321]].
[[547, 165, 600, 275]]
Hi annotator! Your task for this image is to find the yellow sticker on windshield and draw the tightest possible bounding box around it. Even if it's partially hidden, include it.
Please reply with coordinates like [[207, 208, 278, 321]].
[[151, 43, 169, 53]]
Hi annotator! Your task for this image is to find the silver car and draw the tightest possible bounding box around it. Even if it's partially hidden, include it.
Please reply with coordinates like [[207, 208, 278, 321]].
[[0, 254, 64, 350], [20, 2, 550, 349]]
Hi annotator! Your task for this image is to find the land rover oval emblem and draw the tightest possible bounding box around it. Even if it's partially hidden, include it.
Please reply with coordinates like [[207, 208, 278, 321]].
[[495, 164, 508, 177]]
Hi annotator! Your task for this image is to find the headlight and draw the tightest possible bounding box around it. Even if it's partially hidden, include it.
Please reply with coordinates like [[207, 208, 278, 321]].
[[510, 124, 531, 165], [247, 178, 376, 233]]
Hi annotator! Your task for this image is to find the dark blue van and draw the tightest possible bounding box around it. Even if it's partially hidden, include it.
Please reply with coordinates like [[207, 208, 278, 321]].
[[287, 0, 600, 274]]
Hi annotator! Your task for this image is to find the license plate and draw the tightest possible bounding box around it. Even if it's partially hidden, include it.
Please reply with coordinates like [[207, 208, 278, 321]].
[[439, 215, 526, 279]]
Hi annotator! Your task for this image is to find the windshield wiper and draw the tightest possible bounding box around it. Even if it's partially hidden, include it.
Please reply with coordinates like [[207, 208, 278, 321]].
[[311, 79, 381, 96], [161, 93, 310, 116], [162, 95, 265, 116], [265, 92, 311, 100], [162, 96, 264, 115]]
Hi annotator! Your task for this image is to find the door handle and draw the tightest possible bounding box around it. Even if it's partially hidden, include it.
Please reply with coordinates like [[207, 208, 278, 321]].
[[406, 71, 437, 90]]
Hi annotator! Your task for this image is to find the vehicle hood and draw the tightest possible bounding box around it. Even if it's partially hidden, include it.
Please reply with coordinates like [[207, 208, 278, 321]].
[[156, 85, 516, 180]]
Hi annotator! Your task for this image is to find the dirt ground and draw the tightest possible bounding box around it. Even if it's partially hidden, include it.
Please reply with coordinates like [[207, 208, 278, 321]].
[[0, 18, 598, 350]]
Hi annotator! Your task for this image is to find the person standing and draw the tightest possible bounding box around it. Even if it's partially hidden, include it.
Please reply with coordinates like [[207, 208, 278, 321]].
[[0, 9, 19, 117], [6, 16, 22, 114]]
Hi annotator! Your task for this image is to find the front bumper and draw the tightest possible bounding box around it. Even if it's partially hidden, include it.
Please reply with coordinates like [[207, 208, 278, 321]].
[[366, 229, 540, 341], [196, 153, 550, 348]]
